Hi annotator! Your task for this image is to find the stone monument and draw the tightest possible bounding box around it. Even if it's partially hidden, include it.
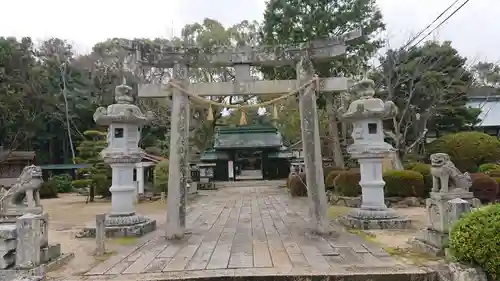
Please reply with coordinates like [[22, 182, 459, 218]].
[[338, 79, 412, 229], [0, 166, 72, 280], [80, 80, 156, 237], [410, 153, 480, 256]]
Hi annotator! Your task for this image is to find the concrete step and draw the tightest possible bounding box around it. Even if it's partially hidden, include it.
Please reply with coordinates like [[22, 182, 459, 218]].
[[129, 269, 438, 281]]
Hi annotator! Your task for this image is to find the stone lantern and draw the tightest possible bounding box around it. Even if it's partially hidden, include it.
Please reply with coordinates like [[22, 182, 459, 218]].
[[338, 79, 411, 229], [90, 81, 156, 237]]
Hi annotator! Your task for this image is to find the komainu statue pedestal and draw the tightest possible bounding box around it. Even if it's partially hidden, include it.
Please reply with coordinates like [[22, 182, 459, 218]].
[[410, 191, 480, 256], [410, 153, 481, 256], [0, 166, 73, 280]]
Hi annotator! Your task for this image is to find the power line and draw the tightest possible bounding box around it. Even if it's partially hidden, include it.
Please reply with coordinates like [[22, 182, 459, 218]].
[[401, 0, 462, 50], [409, 0, 471, 49], [373, 0, 472, 84]]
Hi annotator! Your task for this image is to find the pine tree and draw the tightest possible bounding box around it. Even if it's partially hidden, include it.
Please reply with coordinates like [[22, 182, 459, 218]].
[[72, 130, 111, 202]]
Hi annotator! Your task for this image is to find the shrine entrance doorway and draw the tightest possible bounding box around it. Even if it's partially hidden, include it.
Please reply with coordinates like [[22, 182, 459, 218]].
[[200, 125, 292, 182]]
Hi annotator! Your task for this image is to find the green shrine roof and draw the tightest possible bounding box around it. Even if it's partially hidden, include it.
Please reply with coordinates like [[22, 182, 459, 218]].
[[213, 125, 283, 149], [268, 146, 294, 158], [200, 149, 230, 161]]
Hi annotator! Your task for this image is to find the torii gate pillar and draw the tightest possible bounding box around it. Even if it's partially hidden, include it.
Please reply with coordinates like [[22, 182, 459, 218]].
[[166, 63, 190, 239], [297, 57, 329, 234]]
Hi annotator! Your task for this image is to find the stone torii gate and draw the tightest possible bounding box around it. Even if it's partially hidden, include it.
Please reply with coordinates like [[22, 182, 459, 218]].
[[135, 30, 361, 238]]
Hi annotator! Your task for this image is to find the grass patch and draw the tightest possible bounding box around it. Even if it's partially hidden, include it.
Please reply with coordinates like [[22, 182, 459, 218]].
[[111, 236, 138, 246], [327, 205, 351, 218], [384, 246, 441, 265], [347, 228, 379, 244]]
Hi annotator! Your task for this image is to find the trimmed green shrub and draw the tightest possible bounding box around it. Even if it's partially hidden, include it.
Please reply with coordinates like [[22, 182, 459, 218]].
[[470, 173, 499, 204], [154, 159, 169, 194], [383, 170, 425, 197], [71, 179, 92, 189], [449, 204, 500, 280], [478, 163, 500, 173], [486, 169, 500, 177], [493, 177, 500, 186], [325, 169, 345, 191], [40, 180, 58, 199], [52, 174, 73, 193], [93, 173, 111, 197], [402, 153, 425, 168], [289, 173, 307, 197], [408, 163, 433, 196], [334, 170, 361, 197], [426, 132, 500, 172], [145, 146, 164, 156]]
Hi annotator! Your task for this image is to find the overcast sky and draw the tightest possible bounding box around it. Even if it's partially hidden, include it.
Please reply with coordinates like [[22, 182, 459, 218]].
[[1, 0, 498, 63]]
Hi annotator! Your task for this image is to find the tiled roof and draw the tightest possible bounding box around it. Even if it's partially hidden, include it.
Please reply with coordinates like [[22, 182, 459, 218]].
[[467, 99, 500, 127], [5, 151, 35, 161], [213, 125, 283, 149]]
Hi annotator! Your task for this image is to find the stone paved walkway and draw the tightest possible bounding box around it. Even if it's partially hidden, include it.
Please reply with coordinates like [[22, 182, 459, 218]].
[[76, 185, 432, 281]]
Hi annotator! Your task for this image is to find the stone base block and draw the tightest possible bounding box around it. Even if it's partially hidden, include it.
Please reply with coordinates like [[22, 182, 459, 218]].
[[76, 218, 156, 238], [0, 207, 43, 223], [0, 248, 15, 269], [0, 252, 73, 281], [41, 244, 61, 264], [409, 238, 444, 257], [448, 262, 488, 281], [409, 228, 448, 256], [338, 207, 412, 230]]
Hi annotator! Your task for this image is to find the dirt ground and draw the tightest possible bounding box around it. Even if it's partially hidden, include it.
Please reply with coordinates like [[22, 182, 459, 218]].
[[327, 205, 428, 249], [43, 193, 167, 278]]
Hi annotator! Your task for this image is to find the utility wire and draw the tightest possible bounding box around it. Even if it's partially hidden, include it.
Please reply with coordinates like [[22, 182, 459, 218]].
[[409, 0, 471, 48], [401, 0, 463, 50], [374, 0, 472, 86]]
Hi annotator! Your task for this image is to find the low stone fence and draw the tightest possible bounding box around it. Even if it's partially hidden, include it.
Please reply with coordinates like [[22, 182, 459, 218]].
[[326, 191, 425, 208]]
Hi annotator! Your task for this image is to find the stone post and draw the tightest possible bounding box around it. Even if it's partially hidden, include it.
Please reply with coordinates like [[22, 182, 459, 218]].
[[95, 214, 106, 255], [15, 213, 41, 269], [166, 63, 189, 239], [296, 56, 329, 234], [182, 95, 190, 229]]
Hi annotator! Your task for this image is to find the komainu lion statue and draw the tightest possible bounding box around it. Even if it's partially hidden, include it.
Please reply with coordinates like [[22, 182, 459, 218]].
[[0, 165, 44, 215], [430, 153, 472, 192]]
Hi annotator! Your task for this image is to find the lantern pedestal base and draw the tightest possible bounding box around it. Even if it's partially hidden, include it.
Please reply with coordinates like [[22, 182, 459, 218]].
[[339, 208, 412, 230], [75, 213, 156, 238]]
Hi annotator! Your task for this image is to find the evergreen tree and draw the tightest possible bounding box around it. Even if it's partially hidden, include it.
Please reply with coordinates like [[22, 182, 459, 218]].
[[72, 130, 111, 202], [260, 0, 385, 79]]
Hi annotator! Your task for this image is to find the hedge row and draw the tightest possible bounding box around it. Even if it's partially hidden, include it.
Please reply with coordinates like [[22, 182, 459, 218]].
[[450, 204, 500, 279], [324, 167, 500, 201]]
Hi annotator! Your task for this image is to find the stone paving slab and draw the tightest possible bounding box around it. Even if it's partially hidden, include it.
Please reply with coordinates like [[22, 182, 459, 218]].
[[75, 185, 432, 281]]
